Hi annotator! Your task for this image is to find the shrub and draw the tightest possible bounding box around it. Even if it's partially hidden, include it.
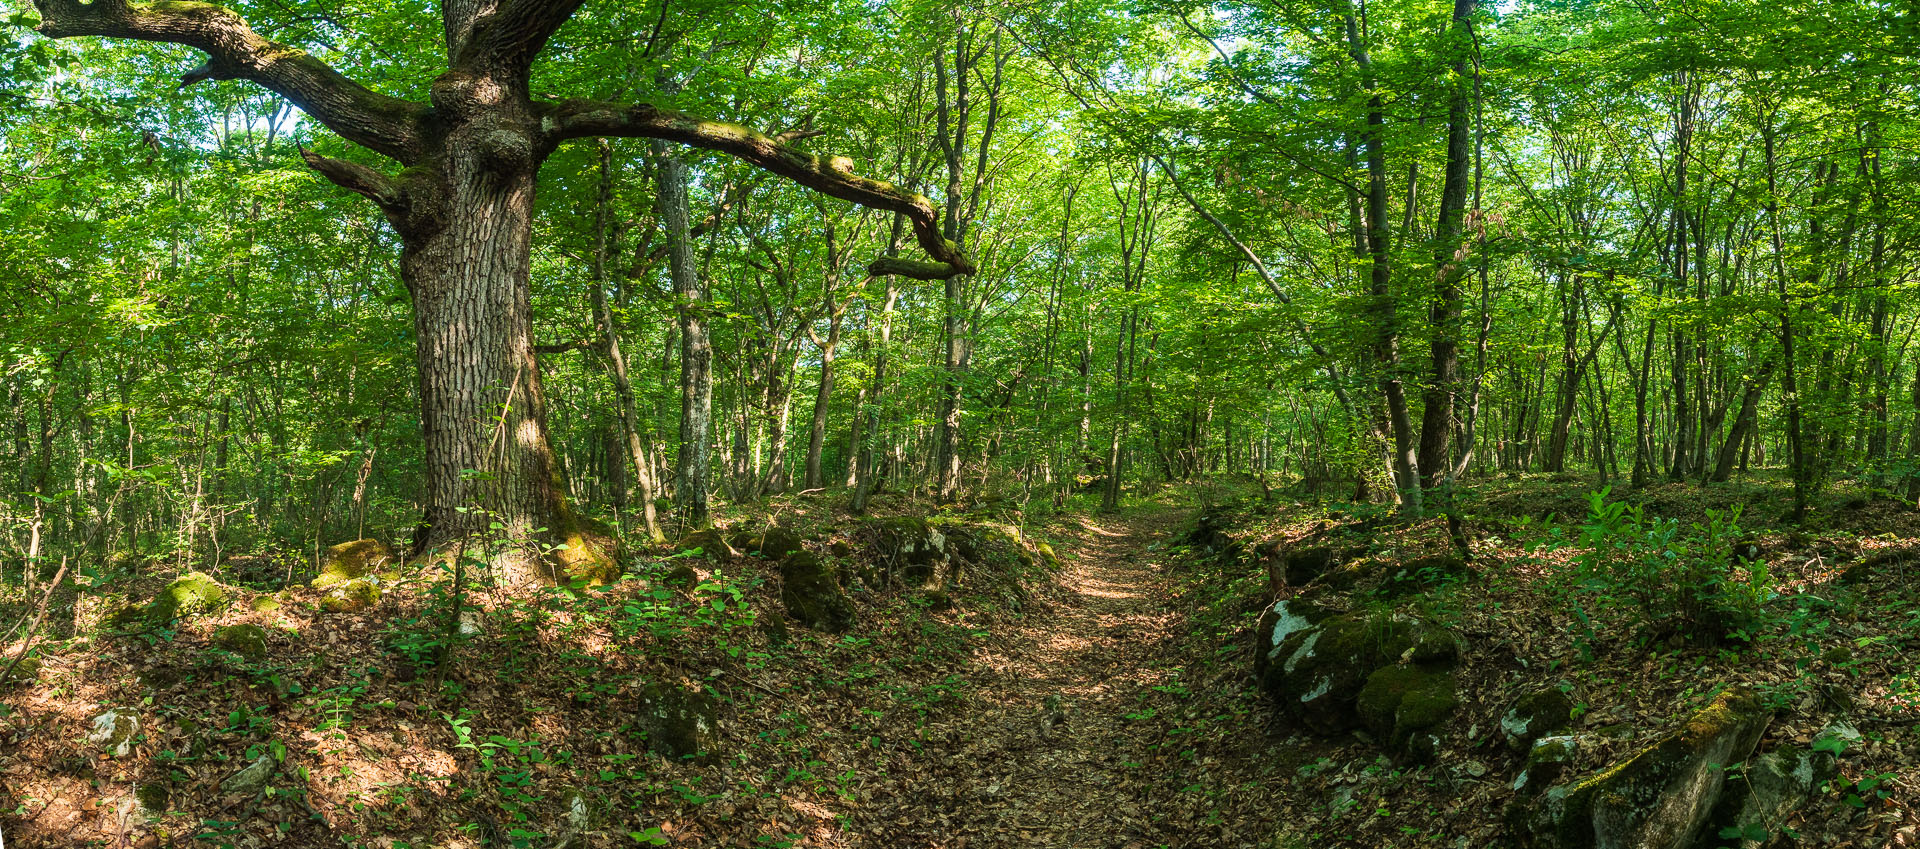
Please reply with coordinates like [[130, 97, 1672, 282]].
[[1574, 488, 1774, 644]]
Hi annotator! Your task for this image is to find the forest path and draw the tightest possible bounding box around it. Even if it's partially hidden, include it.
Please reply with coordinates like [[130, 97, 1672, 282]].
[[884, 506, 1214, 848]]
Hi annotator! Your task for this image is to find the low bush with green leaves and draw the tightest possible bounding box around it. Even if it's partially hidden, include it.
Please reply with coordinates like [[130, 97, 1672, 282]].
[[1574, 488, 1776, 644]]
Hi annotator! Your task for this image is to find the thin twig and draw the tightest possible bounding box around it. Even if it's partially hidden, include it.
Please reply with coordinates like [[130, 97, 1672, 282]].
[[1, 556, 69, 685]]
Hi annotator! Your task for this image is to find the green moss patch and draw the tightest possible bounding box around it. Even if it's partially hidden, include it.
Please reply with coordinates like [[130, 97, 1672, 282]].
[[212, 624, 269, 660], [314, 538, 396, 589], [780, 551, 855, 633], [147, 572, 227, 624]]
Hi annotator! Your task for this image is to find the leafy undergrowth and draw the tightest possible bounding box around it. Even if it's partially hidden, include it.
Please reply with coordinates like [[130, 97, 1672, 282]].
[[0, 493, 1060, 848], [1162, 474, 1920, 847], [2, 476, 1917, 848]]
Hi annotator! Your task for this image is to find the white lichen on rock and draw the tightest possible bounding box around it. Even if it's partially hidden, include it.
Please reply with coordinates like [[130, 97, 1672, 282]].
[[88, 708, 140, 757]]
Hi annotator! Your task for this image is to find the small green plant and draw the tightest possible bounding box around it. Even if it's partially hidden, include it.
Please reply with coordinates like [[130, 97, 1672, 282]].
[[1838, 770, 1895, 809], [1574, 489, 1777, 644]]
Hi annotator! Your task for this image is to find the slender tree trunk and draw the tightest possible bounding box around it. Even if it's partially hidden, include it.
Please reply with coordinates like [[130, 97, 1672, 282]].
[[658, 143, 712, 528], [852, 279, 901, 514], [1711, 360, 1774, 483], [1418, 0, 1476, 488], [1906, 361, 1920, 503], [594, 141, 663, 542], [1761, 113, 1812, 521], [803, 301, 841, 490]]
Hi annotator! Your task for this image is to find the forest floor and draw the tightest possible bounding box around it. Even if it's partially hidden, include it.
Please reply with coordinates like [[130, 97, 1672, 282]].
[[2, 477, 1919, 848]]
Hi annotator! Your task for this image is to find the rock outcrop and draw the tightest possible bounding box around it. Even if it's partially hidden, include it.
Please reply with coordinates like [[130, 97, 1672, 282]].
[[1253, 599, 1462, 754], [1698, 739, 1838, 849], [636, 681, 718, 760], [673, 528, 739, 561], [731, 526, 806, 561], [858, 516, 953, 587], [1519, 686, 1771, 849], [781, 552, 855, 633], [314, 539, 396, 589]]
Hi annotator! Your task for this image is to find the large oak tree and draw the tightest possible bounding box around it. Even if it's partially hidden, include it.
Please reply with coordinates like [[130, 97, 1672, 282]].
[[29, 0, 971, 584]]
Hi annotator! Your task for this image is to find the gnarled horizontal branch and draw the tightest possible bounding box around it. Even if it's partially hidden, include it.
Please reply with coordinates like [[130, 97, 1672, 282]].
[[542, 100, 974, 278], [867, 256, 967, 281], [34, 0, 426, 163]]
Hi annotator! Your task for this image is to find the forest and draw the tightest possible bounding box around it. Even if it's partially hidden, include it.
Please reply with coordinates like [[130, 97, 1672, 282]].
[[2, 0, 1917, 845]]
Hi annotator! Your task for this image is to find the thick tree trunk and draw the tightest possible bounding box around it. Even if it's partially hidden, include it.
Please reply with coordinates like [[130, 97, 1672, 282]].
[[404, 150, 612, 585]]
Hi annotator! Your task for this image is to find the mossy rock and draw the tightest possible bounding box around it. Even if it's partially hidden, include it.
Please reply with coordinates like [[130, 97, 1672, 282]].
[[1521, 686, 1771, 849], [87, 708, 140, 758], [320, 578, 380, 613], [1254, 599, 1460, 735], [136, 781, 170, 813], [950, 523, 1037, 571], [1184, 508, 1239, 558], [1035, 541, 1060, 569], [659, 562, 699, 591], [1308, 558, 1381, 594], [1282, 546, 1342, 585], [828, 540, 855, 558], [1356, 664, 1458, 755], [673, 528, 738, 561], [780, 552, 855, 633], [249, 595, 284, 613], [731, 526, 805, 561], [1503, 688, 1576, 752], [211, 624, 269, 660], [1841, 546, 1915, 583], [104, 604, 148, 631], [0, 656, 41, 689], [146, 572, 227, 624], [857, 516, 951, 586], [913, 589, 954, 611], [313, 539, 396, 589], [1698, 741, 1839, 849], [550, 514, 623, 586], [1513, 735, 1583, 795], [635, 681, 719, 760]]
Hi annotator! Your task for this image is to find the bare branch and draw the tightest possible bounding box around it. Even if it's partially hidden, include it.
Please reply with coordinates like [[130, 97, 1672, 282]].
[[34, 0, 426, 163], [532, 339, 598, 355], [298, 148, 404, 208], [542, 100, 974, 278]]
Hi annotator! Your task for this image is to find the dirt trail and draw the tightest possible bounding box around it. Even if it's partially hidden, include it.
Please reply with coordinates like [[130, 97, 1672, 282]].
[[888, 508, 1210, 848]]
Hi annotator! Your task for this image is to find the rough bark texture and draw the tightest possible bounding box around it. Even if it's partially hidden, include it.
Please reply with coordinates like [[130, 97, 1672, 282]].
[[658, 145, 712, 527]]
